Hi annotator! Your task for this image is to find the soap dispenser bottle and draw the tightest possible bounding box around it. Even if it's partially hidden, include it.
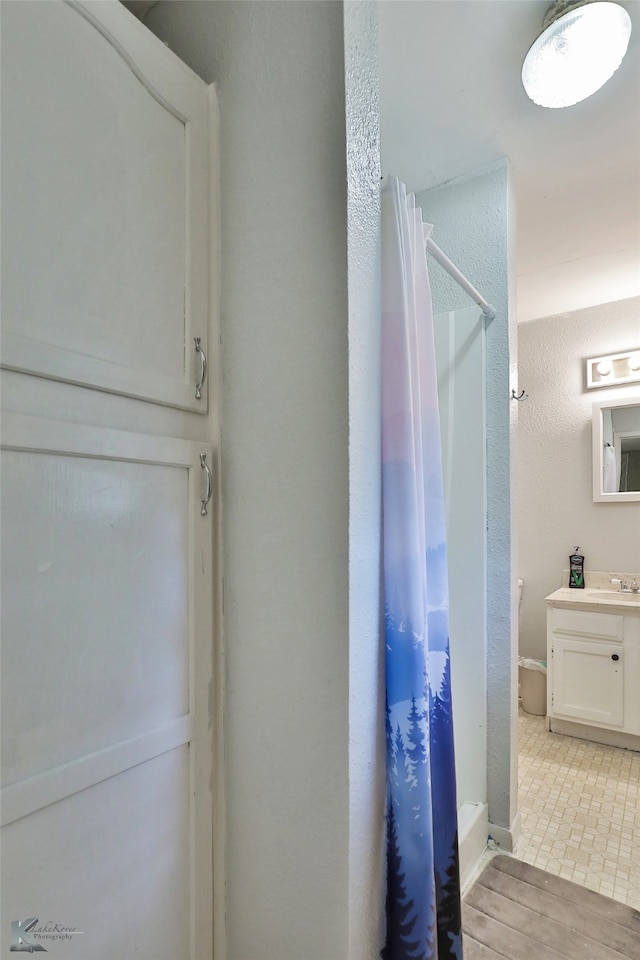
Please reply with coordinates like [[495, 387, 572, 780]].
[[569, 546, 585, 589]]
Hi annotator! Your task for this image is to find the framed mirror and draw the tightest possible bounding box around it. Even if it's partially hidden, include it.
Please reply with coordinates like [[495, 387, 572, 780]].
[[592, 396, 640, 502]]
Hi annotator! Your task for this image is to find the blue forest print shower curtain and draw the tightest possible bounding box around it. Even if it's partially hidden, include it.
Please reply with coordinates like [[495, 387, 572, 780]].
[[381, 178, 463, 960]]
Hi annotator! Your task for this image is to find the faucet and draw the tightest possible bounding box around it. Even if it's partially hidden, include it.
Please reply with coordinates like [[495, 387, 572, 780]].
[[610, 577, 640, 594]]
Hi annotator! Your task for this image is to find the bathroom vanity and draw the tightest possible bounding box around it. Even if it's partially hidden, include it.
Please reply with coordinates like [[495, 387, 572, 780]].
[[545, 574, 640, 750]]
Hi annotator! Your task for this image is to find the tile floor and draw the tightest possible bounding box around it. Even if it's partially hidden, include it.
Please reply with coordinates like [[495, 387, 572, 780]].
[[516, 708, 640, 910]]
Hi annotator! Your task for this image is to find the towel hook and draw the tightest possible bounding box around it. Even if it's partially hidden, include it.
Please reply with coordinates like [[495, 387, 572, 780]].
[[511, 389, 528, 401]]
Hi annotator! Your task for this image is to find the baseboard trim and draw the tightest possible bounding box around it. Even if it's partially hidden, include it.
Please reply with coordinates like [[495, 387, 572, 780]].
[[488, 811, 522, 853], [549, 717, 640, 752]]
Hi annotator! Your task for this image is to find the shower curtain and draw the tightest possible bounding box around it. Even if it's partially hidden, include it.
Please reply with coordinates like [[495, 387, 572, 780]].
[[603, 443, 617, 493], [381, 177, 463, 960]]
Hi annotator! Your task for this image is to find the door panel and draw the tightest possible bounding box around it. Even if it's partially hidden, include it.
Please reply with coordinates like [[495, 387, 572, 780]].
[[2, 748, 191, 959], [0, 0, 211, 411], [1, 450, 189, 787], [0, 414, 214, 959], [552, 637, 624, 727]]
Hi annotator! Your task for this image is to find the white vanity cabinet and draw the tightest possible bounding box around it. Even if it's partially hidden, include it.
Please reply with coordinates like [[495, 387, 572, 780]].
[[546, 590, 640, 749]]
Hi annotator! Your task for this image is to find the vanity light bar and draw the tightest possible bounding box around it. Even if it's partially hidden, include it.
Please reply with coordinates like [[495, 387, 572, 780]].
[[586, 349, 640, 389]]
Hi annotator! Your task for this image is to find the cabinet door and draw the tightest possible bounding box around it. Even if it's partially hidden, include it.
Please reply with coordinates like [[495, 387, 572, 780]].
[[551, 637, 624, 727], [1, 413, 214, 959], [1, 0, 212, 411]]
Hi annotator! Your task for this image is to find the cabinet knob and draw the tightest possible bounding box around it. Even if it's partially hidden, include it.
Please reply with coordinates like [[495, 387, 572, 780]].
[[611, 653, 620, 661]]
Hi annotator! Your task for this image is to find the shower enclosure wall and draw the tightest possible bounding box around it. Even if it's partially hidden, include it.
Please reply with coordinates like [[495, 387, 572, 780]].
[[434, 304, 488, 885]]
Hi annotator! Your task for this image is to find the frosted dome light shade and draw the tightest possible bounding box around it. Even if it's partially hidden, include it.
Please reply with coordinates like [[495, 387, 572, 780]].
[[522, 1, 632, 108]]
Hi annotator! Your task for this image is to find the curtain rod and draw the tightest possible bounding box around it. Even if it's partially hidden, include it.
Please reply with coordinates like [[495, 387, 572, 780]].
[[425, 237, 497, 321]]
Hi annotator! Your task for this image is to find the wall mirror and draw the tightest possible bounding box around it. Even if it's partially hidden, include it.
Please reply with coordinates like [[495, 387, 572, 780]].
[[592, 396, 640, 502]]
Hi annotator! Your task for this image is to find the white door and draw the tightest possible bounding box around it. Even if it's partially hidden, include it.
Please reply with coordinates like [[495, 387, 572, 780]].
[[1, 415, 215, 958], [1, 0, 212, 411], [0, 2, 218, 957]]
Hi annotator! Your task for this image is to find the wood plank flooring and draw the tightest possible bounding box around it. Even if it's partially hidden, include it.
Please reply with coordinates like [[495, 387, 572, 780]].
[[463, 855, 640, 960]]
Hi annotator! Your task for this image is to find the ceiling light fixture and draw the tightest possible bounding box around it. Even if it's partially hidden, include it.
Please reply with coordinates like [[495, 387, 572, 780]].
[[522, 0, 632, 108]]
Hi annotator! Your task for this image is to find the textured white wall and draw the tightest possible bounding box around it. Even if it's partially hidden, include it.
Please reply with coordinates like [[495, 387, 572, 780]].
[[518, 297, 640, 661], [417, 162, 519, 838], [146, 2, 382, 957]]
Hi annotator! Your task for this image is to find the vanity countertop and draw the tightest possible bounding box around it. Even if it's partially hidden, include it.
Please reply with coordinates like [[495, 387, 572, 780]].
[[546, 576, 640, 614], [545, 570, 640, 612]]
